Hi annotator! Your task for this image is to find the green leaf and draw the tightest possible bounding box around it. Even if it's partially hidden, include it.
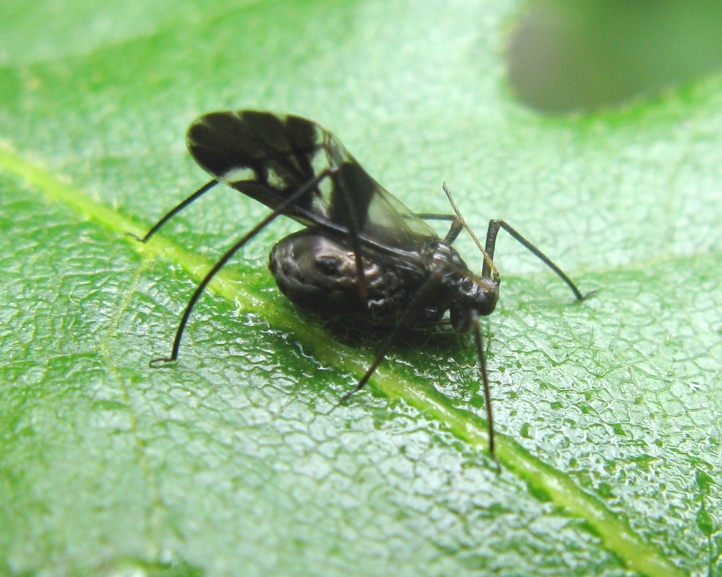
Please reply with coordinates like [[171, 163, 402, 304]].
[[1, 1, 720, 576]]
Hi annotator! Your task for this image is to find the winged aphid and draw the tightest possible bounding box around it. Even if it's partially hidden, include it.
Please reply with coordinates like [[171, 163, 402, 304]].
[[131, 110, 593, 458]]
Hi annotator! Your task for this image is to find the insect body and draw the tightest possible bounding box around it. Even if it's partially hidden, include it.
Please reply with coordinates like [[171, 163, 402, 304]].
[[269, 224, 497, 327], [132, 110, 591, 458]]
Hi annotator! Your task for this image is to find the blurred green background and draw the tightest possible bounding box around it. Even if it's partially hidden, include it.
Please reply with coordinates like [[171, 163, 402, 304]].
[[509, 0, 722, 113]]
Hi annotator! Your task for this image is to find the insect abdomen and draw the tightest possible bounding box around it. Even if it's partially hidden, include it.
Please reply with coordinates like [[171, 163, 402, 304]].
[[269, 230, 446, 323]]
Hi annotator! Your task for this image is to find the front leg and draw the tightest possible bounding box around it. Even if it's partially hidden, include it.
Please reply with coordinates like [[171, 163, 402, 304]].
[[483, 219, 592, 301]]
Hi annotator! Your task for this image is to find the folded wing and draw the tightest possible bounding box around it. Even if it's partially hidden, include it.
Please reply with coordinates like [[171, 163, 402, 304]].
[[186, 110, 438, 252]]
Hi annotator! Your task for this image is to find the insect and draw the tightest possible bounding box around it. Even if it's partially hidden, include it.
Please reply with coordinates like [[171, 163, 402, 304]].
[[131, 110, 592, 458]]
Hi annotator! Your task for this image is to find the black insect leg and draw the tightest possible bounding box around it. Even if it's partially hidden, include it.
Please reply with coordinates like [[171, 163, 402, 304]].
[[405, 185, 485, 247], [151, 167, 339, 365], [338, 269, 499, 459], [338, 270, 445, 403], [128, 180, 218, 243], [470, 308, 496, 459], [483, 220, 594, 301], [414, 183, 469, 244], [415, 212, 466, 244]]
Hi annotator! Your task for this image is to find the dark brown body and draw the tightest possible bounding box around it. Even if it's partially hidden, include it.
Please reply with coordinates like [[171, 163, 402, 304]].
[[269, 229, 499, 334]]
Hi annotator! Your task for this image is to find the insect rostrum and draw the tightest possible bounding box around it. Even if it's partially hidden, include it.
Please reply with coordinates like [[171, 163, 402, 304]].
[[132, 110, 592, 459]]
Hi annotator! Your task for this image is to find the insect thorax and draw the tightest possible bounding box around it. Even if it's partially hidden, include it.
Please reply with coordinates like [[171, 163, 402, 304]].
[[268, 229, 499, 329]]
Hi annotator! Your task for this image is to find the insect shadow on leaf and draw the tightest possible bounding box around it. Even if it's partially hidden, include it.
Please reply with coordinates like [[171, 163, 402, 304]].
[[129, 110, 595, 460]]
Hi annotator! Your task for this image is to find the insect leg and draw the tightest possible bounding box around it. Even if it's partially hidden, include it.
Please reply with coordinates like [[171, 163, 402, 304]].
[[338, 269, 499, 459], [151, 167, 338, 365], [338, 270, 444, 403], [414, 214, 456, 221], [128, 180, 218, 243], [415, 212, 465, 244], [483, 220, 593, 300], [413, 185, 488, 246], [470, 308, 496, 459]]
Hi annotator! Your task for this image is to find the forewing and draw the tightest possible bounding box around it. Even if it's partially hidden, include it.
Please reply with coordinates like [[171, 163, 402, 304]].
[[187, 110, 437, 249], [187, 110, 331, 222], [331, 159, 438, 249]]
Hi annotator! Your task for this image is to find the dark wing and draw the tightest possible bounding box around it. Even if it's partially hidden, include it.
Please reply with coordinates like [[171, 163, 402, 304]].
[[186, 110, 437, 251]]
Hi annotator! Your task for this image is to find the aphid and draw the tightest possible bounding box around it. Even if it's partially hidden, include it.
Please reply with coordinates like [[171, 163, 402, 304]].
[[131, 110, 592, 458]]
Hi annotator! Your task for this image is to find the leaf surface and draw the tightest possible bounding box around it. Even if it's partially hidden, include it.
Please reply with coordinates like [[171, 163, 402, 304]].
[[1, 1, 720, 576]]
